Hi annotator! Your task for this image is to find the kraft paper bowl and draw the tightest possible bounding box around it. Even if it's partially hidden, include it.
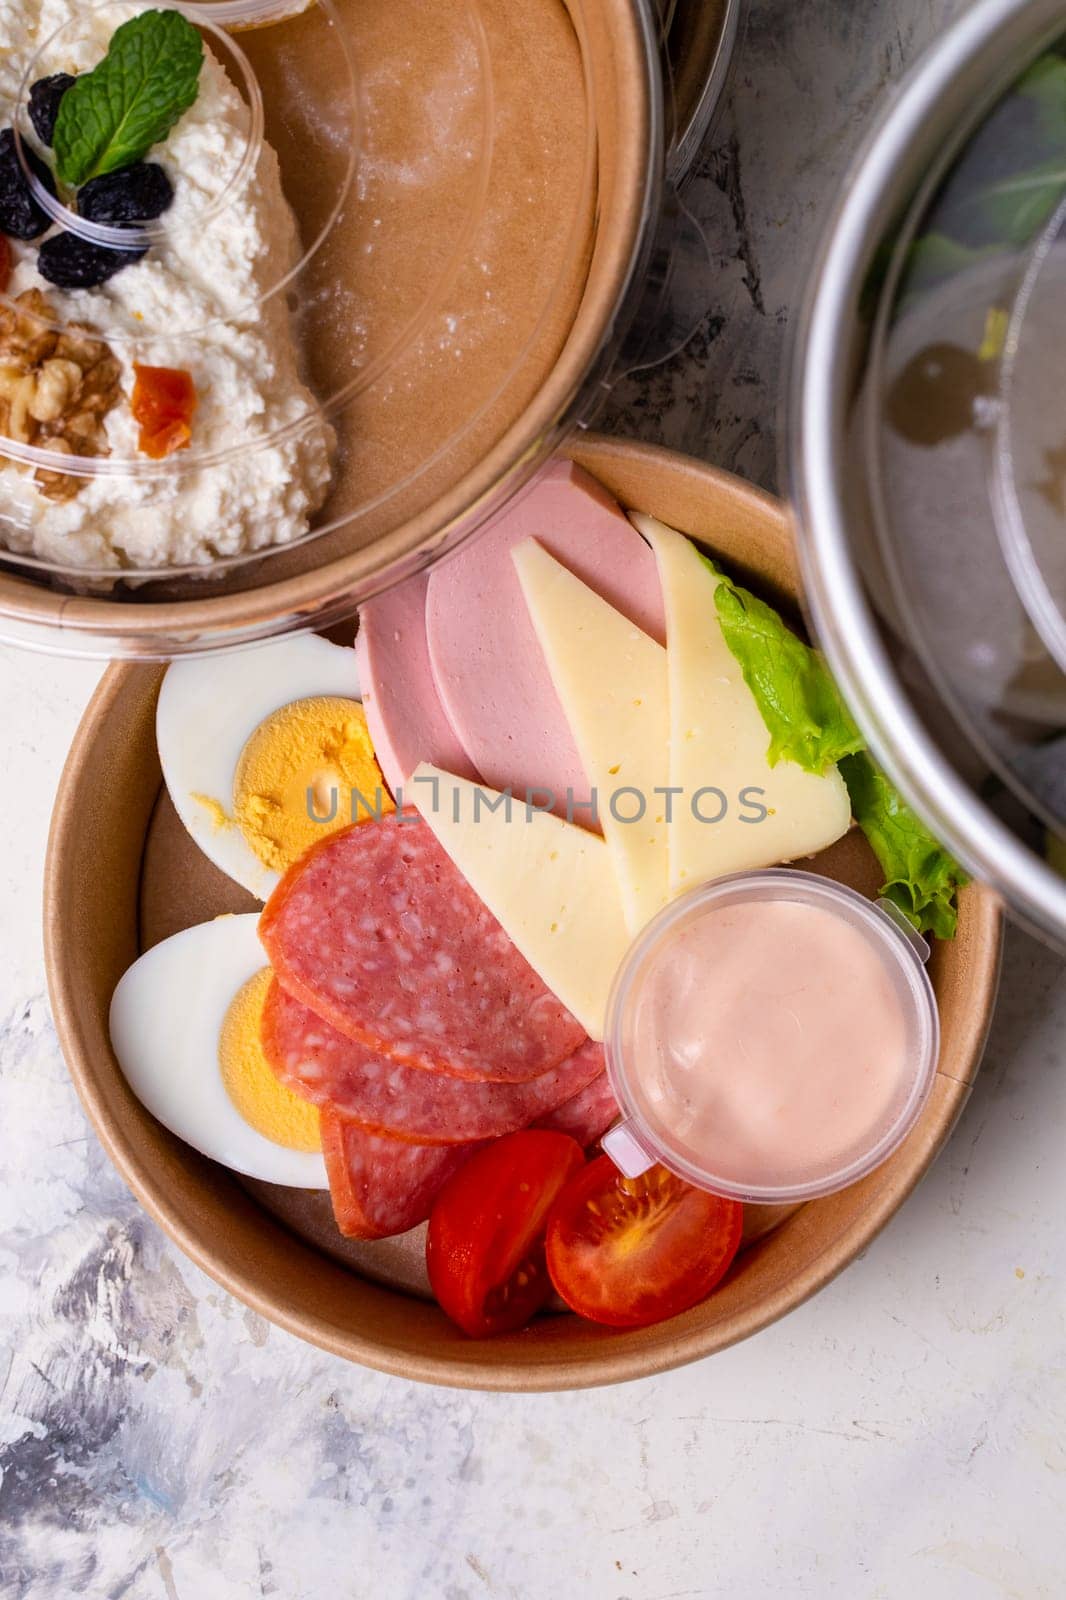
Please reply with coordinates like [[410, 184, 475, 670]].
[[43, 437, 1003, 1390]]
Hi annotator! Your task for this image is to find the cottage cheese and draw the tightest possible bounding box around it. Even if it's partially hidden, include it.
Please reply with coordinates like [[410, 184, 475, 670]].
[[0, 0, 335, 571]]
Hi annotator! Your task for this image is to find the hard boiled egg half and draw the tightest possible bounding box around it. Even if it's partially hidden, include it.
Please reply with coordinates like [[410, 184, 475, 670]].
[[157, 633, 393, 902], [110, 913, 328, 1188]]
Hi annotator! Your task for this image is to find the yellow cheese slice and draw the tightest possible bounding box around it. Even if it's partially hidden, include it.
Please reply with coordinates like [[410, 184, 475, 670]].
[[512, 539, 670, 936], [632, 511, 852, 894], [411, 763, 630, 1040]]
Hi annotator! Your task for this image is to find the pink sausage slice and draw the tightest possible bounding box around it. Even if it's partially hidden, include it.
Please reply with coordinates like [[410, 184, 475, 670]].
[[425, 459, 665, 810], [264, 981, 604, 1144], [534, 1068, 618, 1147], [259, 812, 586, 1083], [355, 572, 477, 799], [321, 1114, 482, 1239]]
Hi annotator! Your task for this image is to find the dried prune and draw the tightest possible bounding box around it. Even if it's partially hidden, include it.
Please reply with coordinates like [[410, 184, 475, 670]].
[[79, 163, 174, 226], [28, 74, 76, 147], [0, 127, 56, 240], [37, 231, 145, 290]]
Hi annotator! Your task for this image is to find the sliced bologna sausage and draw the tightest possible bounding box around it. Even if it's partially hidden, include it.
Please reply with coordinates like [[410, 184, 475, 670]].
[[354, 572, 477, 800], [264, 981, 603, 1143], [320, 1114, 481, 1239], [259, 812, 585, 1082], [535, 1067, 619, 1147], [425, 459, 666, 813]]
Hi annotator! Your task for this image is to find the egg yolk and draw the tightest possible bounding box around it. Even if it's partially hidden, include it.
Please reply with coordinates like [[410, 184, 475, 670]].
[[192, 793, 230, 832], [232, 697, 393, 875], [218, 968, 322, 1152]]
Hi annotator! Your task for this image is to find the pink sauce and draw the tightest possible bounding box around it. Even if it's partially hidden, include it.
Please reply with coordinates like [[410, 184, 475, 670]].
[[627, 898, 919, 1193]]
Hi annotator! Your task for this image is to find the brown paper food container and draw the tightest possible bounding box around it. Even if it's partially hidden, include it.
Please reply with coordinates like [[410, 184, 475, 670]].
[[0, 0, 661, 655], [43, 438, 1003, 1390]]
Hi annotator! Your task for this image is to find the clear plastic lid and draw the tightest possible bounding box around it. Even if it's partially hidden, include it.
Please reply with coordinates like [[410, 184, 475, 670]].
[[602, 870, 940, 1205], [658, 0, 739, 182], [0, 0, 672, 653]]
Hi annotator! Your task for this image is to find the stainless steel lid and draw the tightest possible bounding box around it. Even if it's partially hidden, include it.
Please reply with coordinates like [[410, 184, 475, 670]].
[[791, 0, 1066, 948]]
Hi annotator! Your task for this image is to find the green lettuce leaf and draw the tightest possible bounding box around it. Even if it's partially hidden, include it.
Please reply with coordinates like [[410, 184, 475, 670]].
[[840, 753, 968, 940], [702, 552, 968, 937], [704, 555, 865, 773]]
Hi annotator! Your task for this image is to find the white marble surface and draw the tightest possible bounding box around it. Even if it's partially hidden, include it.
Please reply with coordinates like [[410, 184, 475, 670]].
[[2, 2, 1066, 1595]]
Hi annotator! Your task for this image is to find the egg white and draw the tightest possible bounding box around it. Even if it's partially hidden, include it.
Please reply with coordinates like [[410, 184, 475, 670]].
[[157, 633, 361, 901], [109, 913, 329, 1189]]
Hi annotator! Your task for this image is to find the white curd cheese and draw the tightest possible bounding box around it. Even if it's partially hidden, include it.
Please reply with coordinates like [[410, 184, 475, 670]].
[[0, 0, 335, 572]]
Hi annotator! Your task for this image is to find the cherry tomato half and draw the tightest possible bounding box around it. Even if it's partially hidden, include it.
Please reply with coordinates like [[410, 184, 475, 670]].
[[546, 1157, 743, 1329], [427, 1130, 585, 1338], [0, 237, 11, 296]]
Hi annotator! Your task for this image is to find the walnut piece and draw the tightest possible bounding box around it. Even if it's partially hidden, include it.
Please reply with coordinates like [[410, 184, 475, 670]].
[[29, 358, 83, 424], [32, 436, 81, 503], [0, 289, 58, 367], [6, 373, 36, 444], [0, 290, 122, 502]]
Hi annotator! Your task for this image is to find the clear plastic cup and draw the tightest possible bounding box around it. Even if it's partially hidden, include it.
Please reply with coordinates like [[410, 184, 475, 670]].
[[602, 869, 941, 1204]]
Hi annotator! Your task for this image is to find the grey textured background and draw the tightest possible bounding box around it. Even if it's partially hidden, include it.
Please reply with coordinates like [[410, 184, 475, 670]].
[[3, 3, 1065, 1597], [608, 0, 942, 486]]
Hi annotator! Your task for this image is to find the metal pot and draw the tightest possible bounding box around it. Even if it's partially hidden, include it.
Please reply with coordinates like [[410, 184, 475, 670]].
[[791, 0, 1066, 948]]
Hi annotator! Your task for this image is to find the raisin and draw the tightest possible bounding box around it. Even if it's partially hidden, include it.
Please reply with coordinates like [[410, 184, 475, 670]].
[[37, 232, 145, 290], [28, 74, 76, 147], [79, 163, 174, 226], [0, 127, 56, 241]]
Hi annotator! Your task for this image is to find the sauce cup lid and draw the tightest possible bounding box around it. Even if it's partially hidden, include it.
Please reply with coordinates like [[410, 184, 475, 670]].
[[602, 868, 942, 1205]]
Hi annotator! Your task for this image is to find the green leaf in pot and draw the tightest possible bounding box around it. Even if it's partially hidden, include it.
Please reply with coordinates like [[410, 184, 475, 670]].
[[940, 155, 1066, 253], [901, 231, 999, 299], [1017, 51, 1066, 143], [839, 752, 969, 940], [54, 10, 204, 188], [892, 48, 1066, 303]]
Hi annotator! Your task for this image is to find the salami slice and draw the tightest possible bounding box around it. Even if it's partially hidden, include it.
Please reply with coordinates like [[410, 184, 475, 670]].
[[535, 1067, 618, 1147], [264, 981, 603, 1144], [259, 813, 585, 1082], [320, 1114, 481, 1239]]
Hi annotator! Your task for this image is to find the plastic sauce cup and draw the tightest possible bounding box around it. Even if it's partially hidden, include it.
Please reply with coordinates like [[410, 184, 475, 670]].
[[602, 870, 941, 1205]]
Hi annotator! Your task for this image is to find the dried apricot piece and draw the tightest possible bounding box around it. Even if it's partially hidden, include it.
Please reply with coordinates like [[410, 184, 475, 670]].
[[132, 363, 196, 459]]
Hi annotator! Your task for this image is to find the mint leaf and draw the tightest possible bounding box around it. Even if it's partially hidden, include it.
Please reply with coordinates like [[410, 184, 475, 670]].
[[54, 10, 203, 187], [840, 753, 968, 940], [702, 555, 865, 774]]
